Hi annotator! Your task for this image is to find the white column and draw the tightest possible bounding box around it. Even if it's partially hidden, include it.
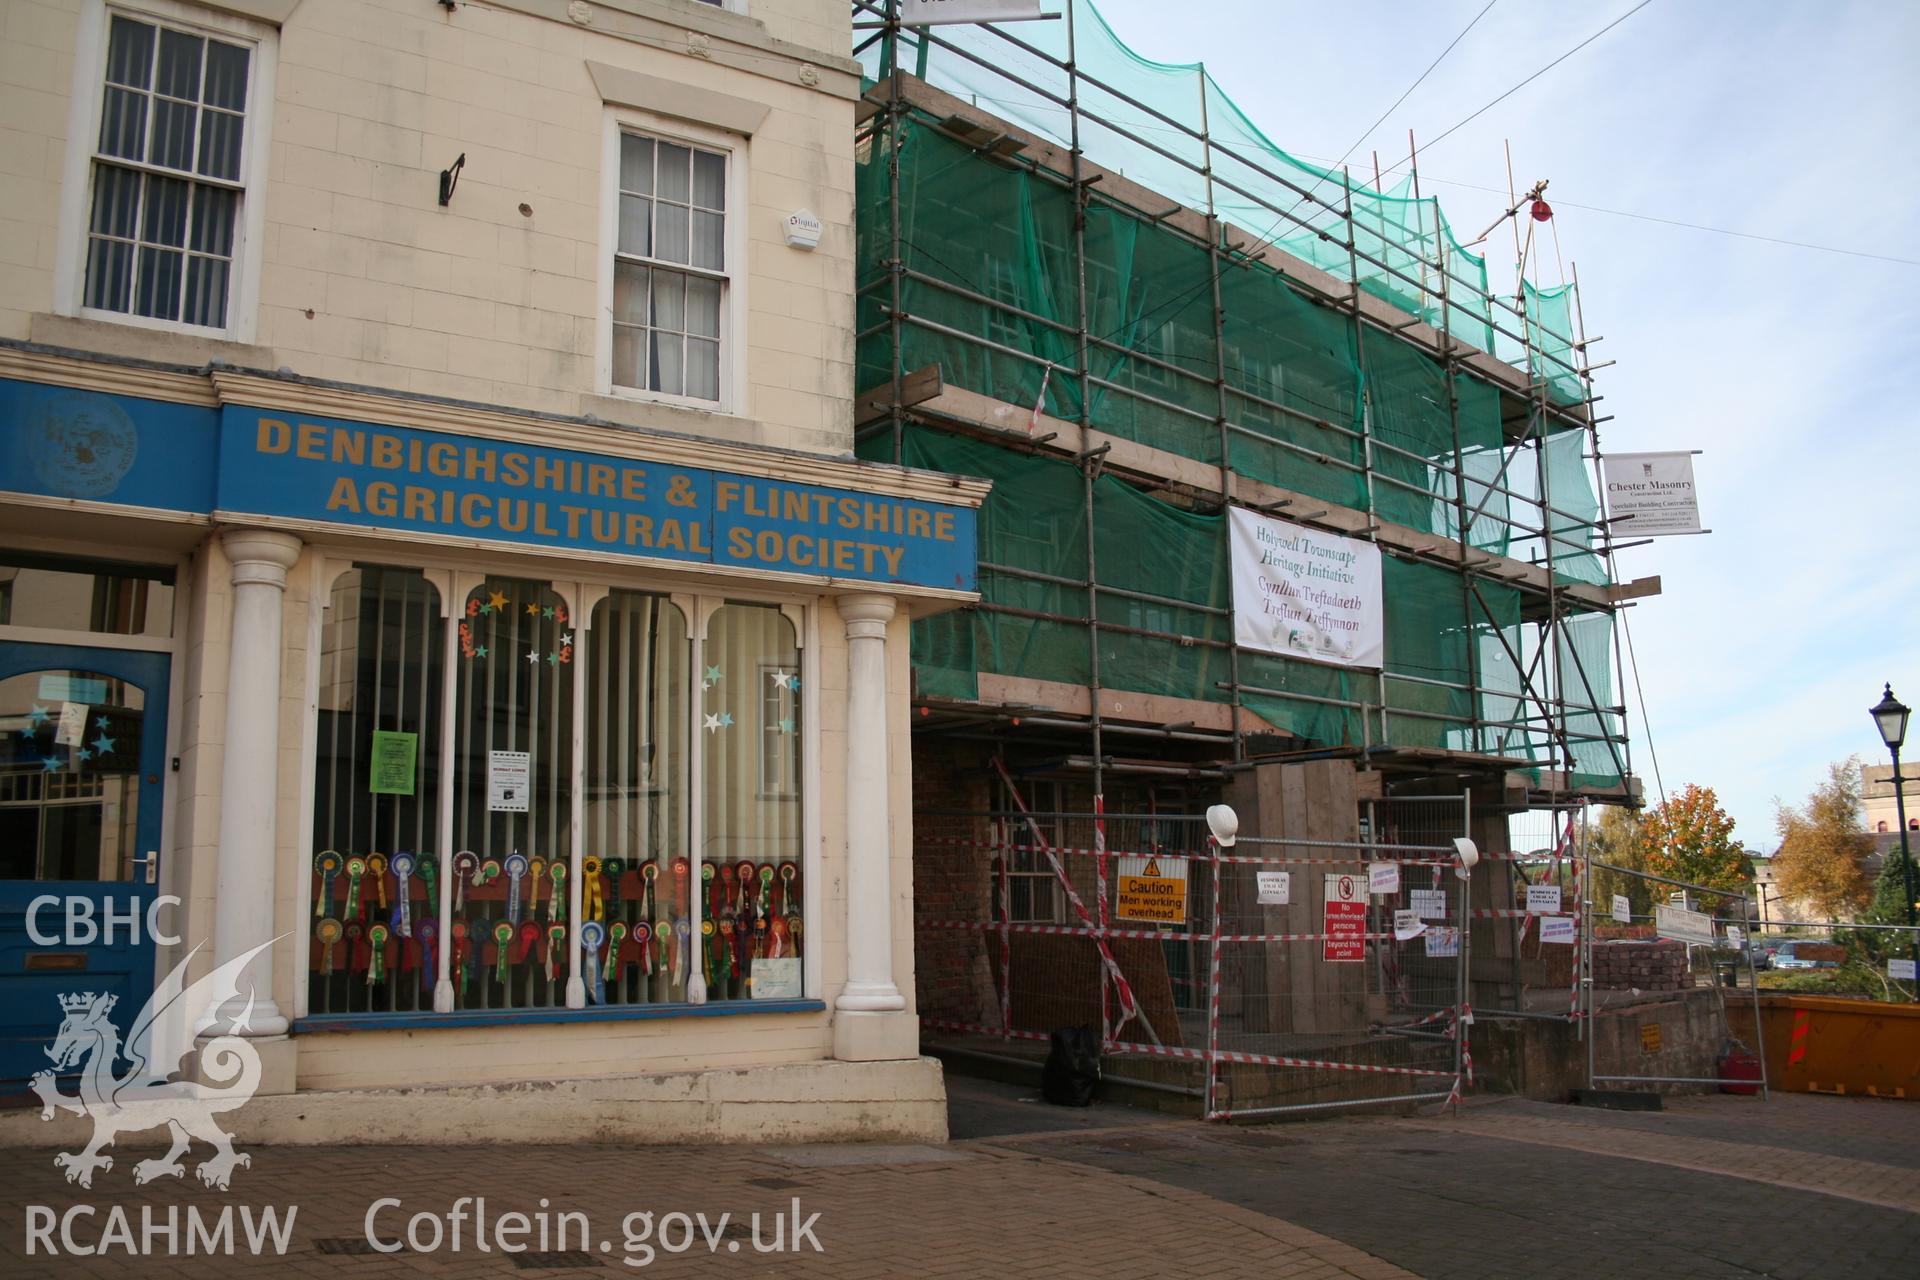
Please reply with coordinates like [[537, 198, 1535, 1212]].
[[210, 527, 303, 1036], [834, 594, 911, 1060]]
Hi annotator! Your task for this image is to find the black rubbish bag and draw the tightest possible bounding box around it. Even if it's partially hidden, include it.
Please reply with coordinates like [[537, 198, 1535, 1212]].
[[1041, 1025, 1101, 1107]]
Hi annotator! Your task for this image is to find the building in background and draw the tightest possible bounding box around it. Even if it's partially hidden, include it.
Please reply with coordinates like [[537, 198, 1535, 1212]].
[[1864, 763, 1920, 837], [0, 0, 979, 1143]]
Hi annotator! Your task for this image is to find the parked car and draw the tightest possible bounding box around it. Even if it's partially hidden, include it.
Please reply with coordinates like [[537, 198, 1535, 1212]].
[[1772, 941, 1842, 970]]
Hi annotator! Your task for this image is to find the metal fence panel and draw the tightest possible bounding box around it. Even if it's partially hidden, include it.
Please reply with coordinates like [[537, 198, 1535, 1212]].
[[913, 797, 1474, 1119]]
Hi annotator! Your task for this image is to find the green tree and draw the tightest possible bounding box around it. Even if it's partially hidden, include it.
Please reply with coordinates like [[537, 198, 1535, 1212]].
[[1582, 805, 1657, 921], [1637, 784, 1752, 902], [1836, 849, 1918, 1002], [1773, 759, 1873, 918]]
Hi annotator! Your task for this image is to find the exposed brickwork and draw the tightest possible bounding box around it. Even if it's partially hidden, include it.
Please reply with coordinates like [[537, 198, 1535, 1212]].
[[911, 741, 995, 1024], [1592, 939, 1696, 992]]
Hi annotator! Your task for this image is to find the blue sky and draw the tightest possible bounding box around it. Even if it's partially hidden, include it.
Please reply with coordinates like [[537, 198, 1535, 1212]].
[[1069, 0, 1920, 848]]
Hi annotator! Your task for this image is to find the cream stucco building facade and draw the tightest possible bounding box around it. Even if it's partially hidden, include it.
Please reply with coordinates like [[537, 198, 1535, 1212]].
[[0, 0, 981, 1143]]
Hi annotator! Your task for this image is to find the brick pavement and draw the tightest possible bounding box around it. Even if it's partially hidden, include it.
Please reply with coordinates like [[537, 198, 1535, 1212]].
[[4, 1079, 1917, 1278], [964, 1082, 1920, 1280], [0, 1125, 1415, 1279], [1395, 1098, 1920, 1213]]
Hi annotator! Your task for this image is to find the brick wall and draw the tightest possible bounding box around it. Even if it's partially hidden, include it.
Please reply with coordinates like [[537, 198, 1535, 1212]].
[[911, 740, 995, 1025], [1592, 939, 1696, 992]]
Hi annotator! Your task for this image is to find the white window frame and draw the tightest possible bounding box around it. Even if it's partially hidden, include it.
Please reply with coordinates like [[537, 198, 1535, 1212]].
[[53, 0, 276, 344], [597, 111, 749, 415]]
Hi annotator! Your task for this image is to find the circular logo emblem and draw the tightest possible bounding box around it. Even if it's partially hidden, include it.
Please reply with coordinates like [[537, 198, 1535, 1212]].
[[28, 392, 138, 498]]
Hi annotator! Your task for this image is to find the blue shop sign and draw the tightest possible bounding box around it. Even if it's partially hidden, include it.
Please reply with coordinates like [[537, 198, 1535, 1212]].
[[0, 380, 977, 592]]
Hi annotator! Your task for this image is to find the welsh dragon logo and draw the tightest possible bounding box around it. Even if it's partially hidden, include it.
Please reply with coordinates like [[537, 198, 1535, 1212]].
[[30, 938, 278, 1190]]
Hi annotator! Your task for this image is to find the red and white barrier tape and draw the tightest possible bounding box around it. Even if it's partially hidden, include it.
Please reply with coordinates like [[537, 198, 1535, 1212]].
[[917, 919, 1402, 944], [1094, 792, 1111, 1047], [991, 759, 1142, 1037], [918, 835, 1454, 867]]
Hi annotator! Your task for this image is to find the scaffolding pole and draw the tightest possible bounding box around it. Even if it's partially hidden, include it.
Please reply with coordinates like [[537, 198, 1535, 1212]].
[[861, 0, 1625, 799]]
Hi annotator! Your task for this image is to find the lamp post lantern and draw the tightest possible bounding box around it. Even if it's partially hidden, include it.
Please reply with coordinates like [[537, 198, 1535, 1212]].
[[1869, 683, 1917, 972]]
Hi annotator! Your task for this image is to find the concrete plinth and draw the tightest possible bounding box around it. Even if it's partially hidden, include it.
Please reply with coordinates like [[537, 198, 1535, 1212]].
[[0, 1057, 949, 1147], [832, 1010, 920, 1062]]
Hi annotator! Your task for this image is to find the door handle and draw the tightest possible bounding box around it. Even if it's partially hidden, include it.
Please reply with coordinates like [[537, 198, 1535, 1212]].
[[133, 850, 158, 886]]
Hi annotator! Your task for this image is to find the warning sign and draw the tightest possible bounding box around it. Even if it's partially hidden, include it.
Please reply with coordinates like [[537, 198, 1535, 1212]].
[[1117, 856, 1188, 924], [1323, 872, 1366, 962]]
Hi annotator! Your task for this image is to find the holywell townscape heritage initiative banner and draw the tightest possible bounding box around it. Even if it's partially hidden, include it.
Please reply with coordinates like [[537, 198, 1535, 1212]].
[[1228, 506, 1383, 670]]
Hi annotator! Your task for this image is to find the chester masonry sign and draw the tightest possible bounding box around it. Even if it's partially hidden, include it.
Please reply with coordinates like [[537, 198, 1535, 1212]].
[[0, 380, 976, 592], [1601, 451, 1702, 536]]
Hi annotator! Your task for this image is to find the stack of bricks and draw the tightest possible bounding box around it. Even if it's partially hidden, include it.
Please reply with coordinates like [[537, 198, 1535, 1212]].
[[1591, 939, 1695, 991]]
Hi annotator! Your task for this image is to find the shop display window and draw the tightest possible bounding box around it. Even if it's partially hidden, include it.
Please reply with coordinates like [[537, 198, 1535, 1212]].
[[306, 567, 806, 1019]]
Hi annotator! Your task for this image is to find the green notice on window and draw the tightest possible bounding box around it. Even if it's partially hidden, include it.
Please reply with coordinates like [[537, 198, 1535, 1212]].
[[369, 730, 418, 796]]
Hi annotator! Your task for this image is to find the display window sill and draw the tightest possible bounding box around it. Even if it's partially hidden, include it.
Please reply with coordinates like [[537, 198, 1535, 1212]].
[[292, 998, 825, 1033]]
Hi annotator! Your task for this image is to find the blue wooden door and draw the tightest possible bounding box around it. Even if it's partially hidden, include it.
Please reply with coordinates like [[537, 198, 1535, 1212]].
[[0, 643, 170, 1088]]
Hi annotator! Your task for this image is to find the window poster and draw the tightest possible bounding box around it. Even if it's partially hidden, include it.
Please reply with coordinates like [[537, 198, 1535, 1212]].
[[369, 730, 417, 796]]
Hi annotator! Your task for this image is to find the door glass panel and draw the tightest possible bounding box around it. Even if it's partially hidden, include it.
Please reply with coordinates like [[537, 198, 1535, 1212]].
[[0, 671, 145, 881], [0, 554, 174, 637]]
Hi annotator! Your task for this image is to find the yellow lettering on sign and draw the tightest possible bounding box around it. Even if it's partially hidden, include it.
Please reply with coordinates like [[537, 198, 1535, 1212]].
[[1117, 875, 1187, 925]]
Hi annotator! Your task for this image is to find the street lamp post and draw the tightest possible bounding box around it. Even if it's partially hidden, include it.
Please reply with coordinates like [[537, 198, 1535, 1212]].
[[1869, 684, 1917, 970]]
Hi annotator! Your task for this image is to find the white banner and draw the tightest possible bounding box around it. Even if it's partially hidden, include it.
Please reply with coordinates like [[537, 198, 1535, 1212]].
[[1228, 508, 1383, 668], [901, 0, 1048, 25], [1603, 451, 1702, 535]]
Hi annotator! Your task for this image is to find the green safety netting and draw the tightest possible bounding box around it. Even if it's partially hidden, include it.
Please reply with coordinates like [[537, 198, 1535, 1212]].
[[858, 111, 1604, 575], [862, 0, 1584, 386], [862, 426, 1626, 781]]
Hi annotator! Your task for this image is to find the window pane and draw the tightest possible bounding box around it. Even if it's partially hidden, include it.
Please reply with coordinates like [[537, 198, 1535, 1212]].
[[105, 17, 154, 90], [612, 261, 648, 326], [85, 238, 134, 312], [450, 580, 575, 1011], [308, 567, 445, 1016], [142, 174, 188, 246], [98, 87, 147, 161], [611, 323, 645, 389], [183, 255, 228, 328], [0, 672, 145, 882], [686, 339, 719, 402], [0, 555, 175, 637], [584, 593, 689, 1006], [657, 143, 690, 202], [650, 332, 683, 396], [692, 150, 725, 211], [189, 184, 238, 254], [151, 98, 197, 171], [135, 246, 182, 319], [89, 164, 140, 238], [618, 134, 653, 193], [686, 275, 720, 339], [198, 108, 243, 180], [156, 28, 203, 101], [691, 210, 724, 271], [703, 605, 803, 1000], [203, 40, 249, 112], [651, 269, 685, 332], [617, 193, 651, 257], [655, 202, 689, 265]]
